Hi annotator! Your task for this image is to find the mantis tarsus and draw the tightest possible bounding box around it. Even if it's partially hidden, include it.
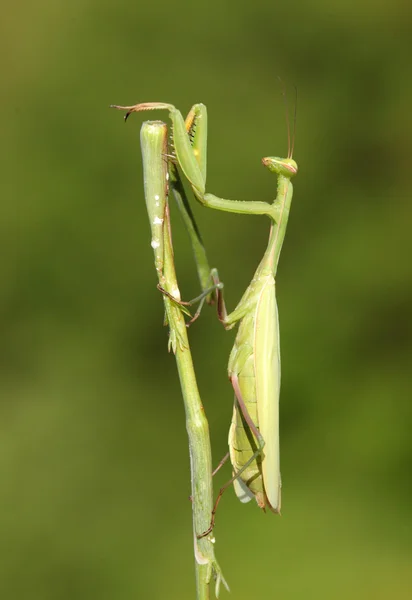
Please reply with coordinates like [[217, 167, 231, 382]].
[[112, 101, 297, 535]]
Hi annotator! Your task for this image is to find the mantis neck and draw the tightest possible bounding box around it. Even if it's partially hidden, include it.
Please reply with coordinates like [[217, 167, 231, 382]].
[[260, 174, 293, 278]]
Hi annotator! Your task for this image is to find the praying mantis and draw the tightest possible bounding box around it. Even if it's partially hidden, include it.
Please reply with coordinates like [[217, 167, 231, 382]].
[[112, 101, 297, 534]]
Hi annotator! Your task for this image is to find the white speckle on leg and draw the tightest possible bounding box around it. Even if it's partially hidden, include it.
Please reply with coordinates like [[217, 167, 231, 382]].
[[153, 216, 163, 225], [154, 194, 160, 201], [151, 239, 160, 249]]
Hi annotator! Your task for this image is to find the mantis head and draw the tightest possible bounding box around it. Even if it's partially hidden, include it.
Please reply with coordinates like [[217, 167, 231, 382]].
[[262, 156, 298, 178]]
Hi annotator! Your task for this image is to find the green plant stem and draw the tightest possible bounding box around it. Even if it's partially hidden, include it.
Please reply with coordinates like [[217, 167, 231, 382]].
[[140, 121, 227, 598]]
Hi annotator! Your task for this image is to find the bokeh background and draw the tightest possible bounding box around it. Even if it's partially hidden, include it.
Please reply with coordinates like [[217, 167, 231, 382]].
[[1, 1, 411, 598]]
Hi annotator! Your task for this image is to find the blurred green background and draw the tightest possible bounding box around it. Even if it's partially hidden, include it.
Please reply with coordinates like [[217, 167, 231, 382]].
[[1, 0, 411, 598]]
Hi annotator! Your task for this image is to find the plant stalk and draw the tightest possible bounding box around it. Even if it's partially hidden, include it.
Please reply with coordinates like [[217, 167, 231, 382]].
[[140, 121, 227, 598]]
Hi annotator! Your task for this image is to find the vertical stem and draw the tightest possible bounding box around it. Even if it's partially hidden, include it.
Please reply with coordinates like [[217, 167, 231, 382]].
[[140, 121, 227, 599]]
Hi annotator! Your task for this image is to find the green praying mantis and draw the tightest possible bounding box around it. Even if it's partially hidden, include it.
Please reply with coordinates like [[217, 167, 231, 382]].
[[112, 101, 297, 536]]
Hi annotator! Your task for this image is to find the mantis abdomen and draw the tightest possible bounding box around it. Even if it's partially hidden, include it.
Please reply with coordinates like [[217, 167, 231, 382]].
[[228, 271, 281, 513]]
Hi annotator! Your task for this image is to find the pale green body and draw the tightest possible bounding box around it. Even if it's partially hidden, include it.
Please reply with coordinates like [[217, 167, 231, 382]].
[[112, 100, 297, 518]]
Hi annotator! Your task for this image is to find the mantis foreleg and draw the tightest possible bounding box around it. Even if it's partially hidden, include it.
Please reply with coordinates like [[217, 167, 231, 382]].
[[110, 102, 290, 221]]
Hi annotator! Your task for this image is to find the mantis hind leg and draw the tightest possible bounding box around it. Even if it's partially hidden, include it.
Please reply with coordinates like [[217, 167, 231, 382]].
[[197, 374, 265, 539], [212, 452, 230, 476]]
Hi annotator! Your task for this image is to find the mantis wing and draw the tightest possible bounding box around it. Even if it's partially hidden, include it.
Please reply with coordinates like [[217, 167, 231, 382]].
[[255, 275, 281, 513]]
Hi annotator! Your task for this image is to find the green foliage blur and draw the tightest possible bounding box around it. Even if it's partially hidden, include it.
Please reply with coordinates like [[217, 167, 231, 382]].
[[1, 0, 411, 598]]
